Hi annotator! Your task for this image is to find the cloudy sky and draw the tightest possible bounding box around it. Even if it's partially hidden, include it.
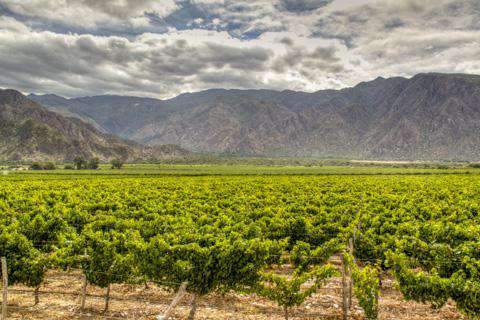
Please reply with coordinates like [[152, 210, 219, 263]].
[[0, 0, 479, 98]]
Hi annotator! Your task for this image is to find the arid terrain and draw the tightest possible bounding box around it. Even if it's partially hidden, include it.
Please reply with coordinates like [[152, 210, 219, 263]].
[[5, 269, 464, 320]]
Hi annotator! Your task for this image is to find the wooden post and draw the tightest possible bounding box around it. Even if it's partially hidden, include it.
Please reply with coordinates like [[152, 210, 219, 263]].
[[34, 286, 40, 306], [160, 282, 188, 320], [80, 272, 87, 310], [187, 294, 197, 320], [80, 249, 88, 311], [341, 253, 349, 320], [1, 257, 7, 320], [348, 238, 354, 310], [103, 284, 111, 314]]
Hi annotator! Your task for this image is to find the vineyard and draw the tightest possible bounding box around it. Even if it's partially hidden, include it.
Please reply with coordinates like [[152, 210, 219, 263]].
[[0, 169, 480, 319]]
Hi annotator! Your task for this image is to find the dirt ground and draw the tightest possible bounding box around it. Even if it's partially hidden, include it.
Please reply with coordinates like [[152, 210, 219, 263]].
[[3, 269, 465, 320]]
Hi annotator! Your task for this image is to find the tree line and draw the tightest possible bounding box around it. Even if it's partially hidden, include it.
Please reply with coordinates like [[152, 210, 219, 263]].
[[29, 157, 124, 170]]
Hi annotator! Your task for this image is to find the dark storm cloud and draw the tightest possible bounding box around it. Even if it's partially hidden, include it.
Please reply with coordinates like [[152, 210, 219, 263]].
[[383, 18, 405, 31], [203, 43, 271, 70], [272, 44, 345, 75], [198, 71, 266, 87], [279, 37, 294, 47], [277, 0, 334, 12], [143, 40, 272, 78]]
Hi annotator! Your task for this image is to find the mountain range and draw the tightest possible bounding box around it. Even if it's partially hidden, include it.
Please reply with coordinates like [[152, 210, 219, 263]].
[[27, 73, 480, 161], [0, 89, 189, 162]]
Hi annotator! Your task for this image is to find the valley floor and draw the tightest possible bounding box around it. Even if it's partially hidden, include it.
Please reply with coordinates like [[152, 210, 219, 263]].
[[3, 162, 480, 178]]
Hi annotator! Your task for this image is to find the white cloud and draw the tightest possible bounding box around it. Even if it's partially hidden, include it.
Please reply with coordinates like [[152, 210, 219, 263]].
[[353, 28, 480, 76], [0, 15, 29, 32], [0, 19, 348, 98], [0, 0, 478, 97], [1, 0, 178, 29]]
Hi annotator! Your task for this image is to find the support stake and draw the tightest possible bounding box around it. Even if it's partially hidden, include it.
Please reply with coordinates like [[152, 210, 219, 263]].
[[187, 294, 197, 320], [1, 257, 7, 320], [158, 282, 188, 320], [80, 272, 87, 311], [348, 237, 354, 309], [103, 284, 111, 314], [341, 253, 349, 320]]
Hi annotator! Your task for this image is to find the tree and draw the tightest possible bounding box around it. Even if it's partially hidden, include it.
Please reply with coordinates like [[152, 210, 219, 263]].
[[43, 162, 56, 170], [73, 156, 86, 170], [30, 163, 43, 170], [110, 158, 124, 169], [88, 158, 100, 170], [30, 162, 56, 170]]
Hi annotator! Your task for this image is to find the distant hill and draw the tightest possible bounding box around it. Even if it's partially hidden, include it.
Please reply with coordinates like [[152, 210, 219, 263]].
[[29, 73, 480, 161], [0, 89, 189, 162]]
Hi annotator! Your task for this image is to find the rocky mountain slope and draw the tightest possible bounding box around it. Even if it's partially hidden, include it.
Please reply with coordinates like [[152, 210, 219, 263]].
[[0, 89, 189, 162], [29, 73, 480, 161]]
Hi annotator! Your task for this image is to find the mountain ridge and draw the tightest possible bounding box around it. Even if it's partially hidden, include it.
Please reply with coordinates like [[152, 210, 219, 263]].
[[28, 73, 480, 161], [0, 89, 190, 162]]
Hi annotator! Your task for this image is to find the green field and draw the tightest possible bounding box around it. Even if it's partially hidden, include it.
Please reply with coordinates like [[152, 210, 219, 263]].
[[1, 165, 480, 318], [2, 163, 479, 180]]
